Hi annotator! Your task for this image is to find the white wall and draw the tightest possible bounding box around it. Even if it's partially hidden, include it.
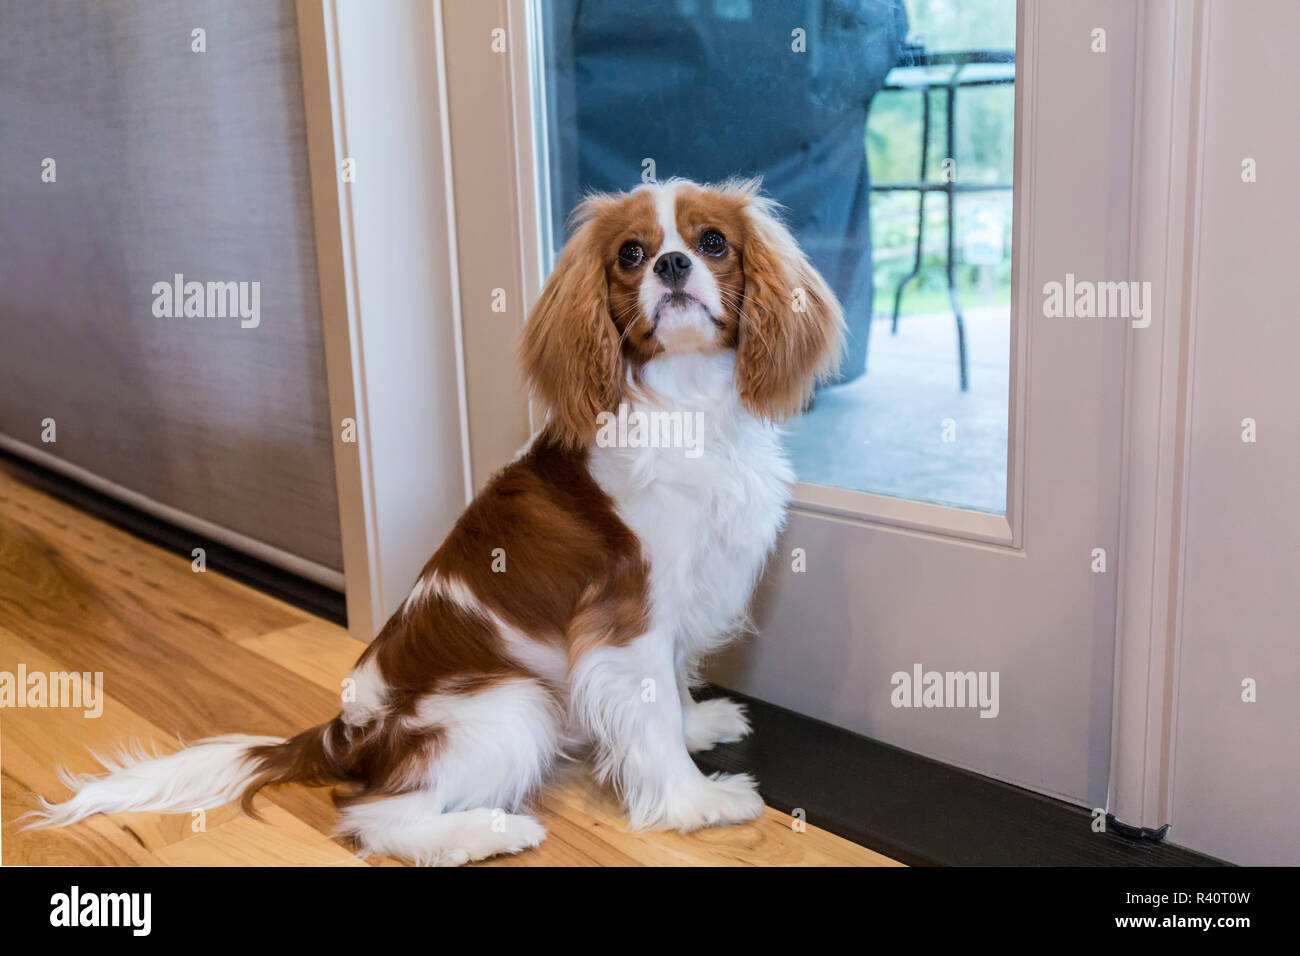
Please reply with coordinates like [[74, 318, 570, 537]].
[[1165, 0, 1300, 865]]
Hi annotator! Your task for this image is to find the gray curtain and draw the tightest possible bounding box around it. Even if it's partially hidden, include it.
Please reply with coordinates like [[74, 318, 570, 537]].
[[0, 0, 341, 574]]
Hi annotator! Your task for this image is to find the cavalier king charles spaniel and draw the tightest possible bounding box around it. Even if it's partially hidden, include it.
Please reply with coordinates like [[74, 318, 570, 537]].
[[32, 178, 845, 865]]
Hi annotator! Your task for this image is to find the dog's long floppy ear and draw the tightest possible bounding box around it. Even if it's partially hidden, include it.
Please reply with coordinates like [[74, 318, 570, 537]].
[[519, 202, 623, 449], [733, 181, 846, 422]]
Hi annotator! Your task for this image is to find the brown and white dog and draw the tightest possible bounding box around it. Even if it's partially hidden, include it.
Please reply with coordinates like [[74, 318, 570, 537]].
[[31, 178, 844, 865]]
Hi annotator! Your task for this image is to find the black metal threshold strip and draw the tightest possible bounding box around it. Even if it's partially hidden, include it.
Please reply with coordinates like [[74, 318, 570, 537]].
[[0, 449, 348, 627], [693, 685, 1227, 866]]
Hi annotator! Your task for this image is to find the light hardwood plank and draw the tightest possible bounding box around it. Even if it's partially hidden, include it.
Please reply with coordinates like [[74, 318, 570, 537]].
[[2, 772, 162, 866], [152, 804, 367, 867], [0, 624, 366, 865], [236, 619, 361, 691]]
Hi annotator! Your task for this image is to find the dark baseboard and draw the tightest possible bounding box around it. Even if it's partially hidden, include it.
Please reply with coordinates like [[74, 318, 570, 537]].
[[0, 449, 347, 627], [693, 685, 1228, 867]]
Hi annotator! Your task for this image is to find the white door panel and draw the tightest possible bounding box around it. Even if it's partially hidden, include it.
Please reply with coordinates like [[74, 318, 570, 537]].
[[442, 0, 1136, 807], [712, 2, 1133, 806]]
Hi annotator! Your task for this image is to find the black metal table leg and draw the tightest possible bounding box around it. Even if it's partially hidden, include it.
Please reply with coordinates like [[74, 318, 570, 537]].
[[945, 81, 969, 391], [891, 86, 931, 335], [875, 50, 1014, 389]]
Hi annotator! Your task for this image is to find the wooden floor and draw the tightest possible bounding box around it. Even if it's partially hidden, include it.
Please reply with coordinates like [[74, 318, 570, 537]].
[[0, 464, 897, 867]]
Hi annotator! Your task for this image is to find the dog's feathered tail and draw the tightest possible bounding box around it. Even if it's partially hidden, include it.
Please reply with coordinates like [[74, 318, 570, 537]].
[[24, 719, 350, 829]]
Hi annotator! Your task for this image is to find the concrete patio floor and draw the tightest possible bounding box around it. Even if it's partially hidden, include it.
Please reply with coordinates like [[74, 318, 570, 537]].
[[786, 305, 1010, 515]]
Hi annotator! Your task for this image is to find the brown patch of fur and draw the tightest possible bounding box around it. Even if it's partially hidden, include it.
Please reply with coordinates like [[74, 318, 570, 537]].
[[519, 191, 661, 449], [237, 436, 650, 809], [671, 183, 749, 349], [362, 592, 516, 715], [240, 717, 352, 814], [241, 715, 446, 811], [421, 435, 648, 651], [722, 180, 846, 420], [395, 436, 651, 684], [597, 191, 666, 371]]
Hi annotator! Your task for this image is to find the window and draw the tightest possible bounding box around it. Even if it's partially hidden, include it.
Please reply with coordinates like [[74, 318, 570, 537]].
[[537, 0, 1017, 515]]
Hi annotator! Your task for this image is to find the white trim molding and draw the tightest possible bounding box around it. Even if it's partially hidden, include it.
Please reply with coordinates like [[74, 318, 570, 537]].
[[440, 0, 539, 490], [1108, 0, 1209, 831], [295, 0, 472, 639]]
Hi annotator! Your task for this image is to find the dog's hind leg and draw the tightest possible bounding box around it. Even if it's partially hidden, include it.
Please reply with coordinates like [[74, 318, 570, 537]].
[[337, 676, 561, 866], [339, 796, 546, 866]]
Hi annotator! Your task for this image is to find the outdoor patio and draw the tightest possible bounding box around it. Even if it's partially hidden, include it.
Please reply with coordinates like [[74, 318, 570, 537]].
[[786, 304, 1010, 515]]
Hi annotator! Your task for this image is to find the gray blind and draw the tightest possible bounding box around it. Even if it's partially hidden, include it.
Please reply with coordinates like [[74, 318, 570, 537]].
[[0, 0, 342, 574]]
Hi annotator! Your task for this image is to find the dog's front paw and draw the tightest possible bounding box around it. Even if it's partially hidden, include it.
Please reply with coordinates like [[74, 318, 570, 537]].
[[684, 697, 751, 752], [655, 772, 764, 832]]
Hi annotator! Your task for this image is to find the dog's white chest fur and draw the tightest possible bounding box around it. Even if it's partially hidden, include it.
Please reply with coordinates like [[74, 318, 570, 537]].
[[588, 353, 794, 663]]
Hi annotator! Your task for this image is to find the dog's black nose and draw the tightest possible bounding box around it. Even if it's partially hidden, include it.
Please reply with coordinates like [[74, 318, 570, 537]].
[[653, 251, 692, 287]]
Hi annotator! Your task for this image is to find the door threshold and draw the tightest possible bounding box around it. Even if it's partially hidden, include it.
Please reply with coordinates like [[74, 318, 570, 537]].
[[693, 685, 1227, 867]]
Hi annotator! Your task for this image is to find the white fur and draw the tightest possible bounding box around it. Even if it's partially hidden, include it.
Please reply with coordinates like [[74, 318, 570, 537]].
[[338, 798, 545, 867], [594, 350, 793, 664], [637, 181, 726, 352], [578, 347, 789, 829], [341, 654, 388, 728], [683, 694, 752, 753], [22, 734, 282, 828], [569, 634, 763, 831], [338, 583, 566, 863], [402, 677, 562, 810], [332, 678, 560, 865], [401, 569, 477, 618]]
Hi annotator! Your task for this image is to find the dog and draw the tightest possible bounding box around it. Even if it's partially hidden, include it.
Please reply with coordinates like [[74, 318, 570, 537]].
[[30, 178, 845, 865]]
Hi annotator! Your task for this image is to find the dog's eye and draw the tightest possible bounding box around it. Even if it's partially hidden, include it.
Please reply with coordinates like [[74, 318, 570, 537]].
[[698, 229, 727, 257], [617, 242, 645, 268]]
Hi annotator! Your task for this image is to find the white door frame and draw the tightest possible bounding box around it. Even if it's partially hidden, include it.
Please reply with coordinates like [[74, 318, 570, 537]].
[[296, 0, 474, 639], [1108, 0, 1211, 832], [298, 0, 1196, 820]]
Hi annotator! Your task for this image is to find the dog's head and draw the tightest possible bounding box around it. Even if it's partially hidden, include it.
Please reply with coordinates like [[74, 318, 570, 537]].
[[520, 178, 845, 447]]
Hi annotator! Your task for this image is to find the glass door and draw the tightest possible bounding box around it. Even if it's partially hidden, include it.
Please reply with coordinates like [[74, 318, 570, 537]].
[[444, 0, 1138, 807], [538, 0, 1016, 517]]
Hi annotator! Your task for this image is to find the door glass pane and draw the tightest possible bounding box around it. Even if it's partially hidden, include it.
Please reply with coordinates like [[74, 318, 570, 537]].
[[535, 0, 1016, 515]]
